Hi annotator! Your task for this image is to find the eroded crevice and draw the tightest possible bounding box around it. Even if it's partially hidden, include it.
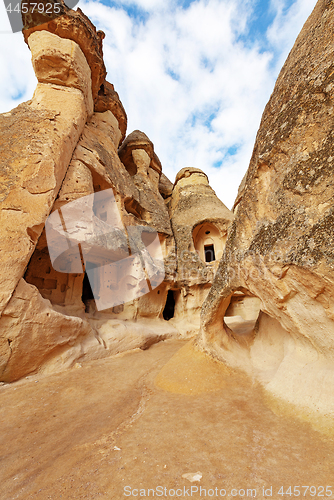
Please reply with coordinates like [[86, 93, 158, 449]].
[[224, 292, 261, 338], [1, 207, 27, 212]]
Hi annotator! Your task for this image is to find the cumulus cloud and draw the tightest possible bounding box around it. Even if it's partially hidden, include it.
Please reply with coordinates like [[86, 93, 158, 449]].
[[0, 0, 317, 208], [0, 2, 37, 110]]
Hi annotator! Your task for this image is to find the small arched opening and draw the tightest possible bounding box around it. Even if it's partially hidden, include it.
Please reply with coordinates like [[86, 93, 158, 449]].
[[81, 272, 95, 312], [163, 290, 175, 321], [193, 222, 224, 264], [204, 244, 215, 263]]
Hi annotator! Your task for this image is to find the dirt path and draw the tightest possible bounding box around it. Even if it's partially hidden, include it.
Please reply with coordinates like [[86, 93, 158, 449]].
[[1, 339, 334, 500]]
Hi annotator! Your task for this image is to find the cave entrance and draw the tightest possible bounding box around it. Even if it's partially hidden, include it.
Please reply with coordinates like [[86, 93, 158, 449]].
[[81, 272, 95, 312], [204, 244, 215, 263], [163, 290, 175, 321]]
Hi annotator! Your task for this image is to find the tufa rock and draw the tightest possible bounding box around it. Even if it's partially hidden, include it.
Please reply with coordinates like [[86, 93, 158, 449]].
[[94, 81, 127, 144], [197, 0, 334, 415], [118, 130, 171, 235], [23, 3, 106, 103], [28, 30, 94, 116], [166, 167, 234, 336], [0, 4, 231, 381]]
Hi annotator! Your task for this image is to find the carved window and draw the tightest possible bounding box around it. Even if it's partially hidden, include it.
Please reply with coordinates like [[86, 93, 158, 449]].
[[204, 244, 215, 262]]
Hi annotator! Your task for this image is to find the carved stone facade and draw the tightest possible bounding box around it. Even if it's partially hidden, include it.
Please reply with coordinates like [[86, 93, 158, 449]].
[[0, 9, 233, 381]]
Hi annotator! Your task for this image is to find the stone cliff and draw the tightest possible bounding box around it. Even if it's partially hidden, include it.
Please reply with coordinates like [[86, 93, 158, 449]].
[[2, 0, 334, 421], [197, 0, 334, 416], [0, 6, 232, 381]]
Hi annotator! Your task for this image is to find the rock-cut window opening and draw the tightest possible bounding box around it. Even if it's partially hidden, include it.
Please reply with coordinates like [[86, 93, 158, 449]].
[[193, 222, 224, 264], [204, 244, 215, 263], [163, 290, 175, 321], [82, 272, 94, 312]]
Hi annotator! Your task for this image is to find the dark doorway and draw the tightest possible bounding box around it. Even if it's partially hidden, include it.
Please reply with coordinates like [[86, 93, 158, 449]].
[[163, 290, 175, 321], [82, 272, 94, 312], [204, 244, 215, 262]]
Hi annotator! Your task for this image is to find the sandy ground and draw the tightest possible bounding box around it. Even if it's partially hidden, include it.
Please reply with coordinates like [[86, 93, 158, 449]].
[[1, 339, 334, 500]]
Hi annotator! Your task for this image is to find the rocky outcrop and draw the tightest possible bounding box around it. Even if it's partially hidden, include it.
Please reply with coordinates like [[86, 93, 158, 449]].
[[95, 81, 127, 143], [0, 7, 174, 381], [0, 4, 233, 381], [118, 130, 171, 235], [197, 0, 334, 415], [170, 167, 233, 285], [0, 41, 89, 317], [167, 167, 234, 336], [22, 2, 106, 103]]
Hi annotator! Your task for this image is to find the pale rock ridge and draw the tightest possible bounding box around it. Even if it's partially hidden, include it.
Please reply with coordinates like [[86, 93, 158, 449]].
[[167, 167, 234, 336], [22, 0, 106, 103], [28, 30, 94, 116], [0, 73, 88, 316], [0, 5, 233, 381], [197, 0, 334, 415]]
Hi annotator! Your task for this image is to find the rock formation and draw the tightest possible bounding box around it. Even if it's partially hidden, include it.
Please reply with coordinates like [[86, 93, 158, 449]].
[[197, 0, 334, 416], [0, 7, 232, 381], [5, 0, 334, 421], [167, 167, 234, 335]]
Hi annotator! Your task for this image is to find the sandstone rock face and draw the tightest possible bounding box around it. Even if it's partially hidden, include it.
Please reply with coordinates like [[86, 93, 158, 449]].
[[0, 9, 130, 381], [0, 279, 94, 382], [159, 173, 173, 200], [28, 30, 94, 116], [168, 167, 234, 336], [23, 4, 106, 103], [197, 0, 334, 415], [94, 81, 127, 143], [0, 83, 87, 317], [0, 4, 232, 381], [118, 130, 171, 234]]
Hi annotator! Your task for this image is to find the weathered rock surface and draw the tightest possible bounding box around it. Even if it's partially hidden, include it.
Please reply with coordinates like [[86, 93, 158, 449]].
[[170, 167, 233, 285], [28, 30, 94, 116], [0, 279, 94, 382], [159, 172, 174, 199], [118, 130, 171, 235], [23, 2, 106, 103], [167, 167, 234, 335], [0, 4, 231, 380], [94, 81, 127, 143], [197, 0, 334, 415], [0, 83, 87, 317], [1, 8, 165, 380]]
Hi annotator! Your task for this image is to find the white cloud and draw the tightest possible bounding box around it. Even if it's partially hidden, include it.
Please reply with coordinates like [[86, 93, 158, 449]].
[[0, 0, 317, 208], [267, 0, 318, 72], [0, 32, 37, 111], [0, 1, 12, 33]]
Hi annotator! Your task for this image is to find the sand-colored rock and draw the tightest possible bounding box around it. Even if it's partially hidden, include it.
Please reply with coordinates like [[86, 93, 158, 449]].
[[28, 30, 94, 116], [159, 172, 174, 199], [198, 0, 334, 415], [0, 279, 94, 382], [16, 111, 175, 379], [0, 83, 87, 316], [0, 12, 131, 380], [23, 2, 106, 103], [0, 3, 229, 380], [94, 81, 127, 143], [166, 167, 234, 335], [170, 167, 233, 284], [118, 130, 171, 235]]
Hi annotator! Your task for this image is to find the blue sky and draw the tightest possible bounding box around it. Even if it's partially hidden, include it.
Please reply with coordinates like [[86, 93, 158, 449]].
[[0, 0, 317, 208]]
